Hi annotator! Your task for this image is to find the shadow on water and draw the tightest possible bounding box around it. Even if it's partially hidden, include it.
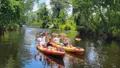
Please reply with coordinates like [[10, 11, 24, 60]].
[[34, 51, 65, 68], [65, 52, 84, 62]]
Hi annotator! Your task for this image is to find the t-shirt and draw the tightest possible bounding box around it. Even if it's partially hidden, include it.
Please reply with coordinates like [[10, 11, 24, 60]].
[[37, 37, 42, 42], [42, 36, 46, 43], [39, 41, 46, 45], [37, 37, 46, 45], [41, 36, 46, 45], [54, 37, 60, 44]]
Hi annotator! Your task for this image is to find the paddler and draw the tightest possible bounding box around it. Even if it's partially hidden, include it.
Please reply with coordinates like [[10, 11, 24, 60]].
[[37, 32, 47, 47], [46, 33, 55, 49], [53, 33, 61, 44], [60, 33, 72, 47]]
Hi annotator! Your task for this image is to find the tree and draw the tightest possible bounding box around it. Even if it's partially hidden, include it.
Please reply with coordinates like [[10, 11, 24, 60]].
[[49, 0, 71, 28], [0, 0, 21, 33], [37, 3, 50, 28], [71, 0, 120, 39], [0, 0, 35, 35], [50, 0, 70, 18]]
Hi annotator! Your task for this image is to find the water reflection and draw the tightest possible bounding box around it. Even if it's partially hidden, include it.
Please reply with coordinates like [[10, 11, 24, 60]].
[[0, 27, 120, 68], [64, 53, 84, 68], [35, 51, 65, 68], [65, 52, 84, 62], [87, 43, 100, 68]]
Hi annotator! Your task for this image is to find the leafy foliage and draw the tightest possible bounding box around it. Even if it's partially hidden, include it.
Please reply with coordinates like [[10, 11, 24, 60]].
[[0, 0, 35, 33], [71, 0, 120, 39], [26, 2, 50, 28], [1, 0, 120, 39]]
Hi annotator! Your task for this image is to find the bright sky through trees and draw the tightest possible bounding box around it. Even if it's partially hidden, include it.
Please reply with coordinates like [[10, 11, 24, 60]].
[[32, 0, 72, 15]]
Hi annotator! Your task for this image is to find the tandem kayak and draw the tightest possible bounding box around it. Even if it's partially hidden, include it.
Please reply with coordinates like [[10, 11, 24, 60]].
[[50, 42, 84, 55], [36, 45, 65, 57]]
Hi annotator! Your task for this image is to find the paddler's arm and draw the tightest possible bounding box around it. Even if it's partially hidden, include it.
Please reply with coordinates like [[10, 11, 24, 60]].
[[45, 32, 49, 42]]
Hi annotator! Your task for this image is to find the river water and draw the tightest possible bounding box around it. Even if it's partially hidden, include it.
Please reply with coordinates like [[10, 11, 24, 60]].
[[0, 27, 120, 68]]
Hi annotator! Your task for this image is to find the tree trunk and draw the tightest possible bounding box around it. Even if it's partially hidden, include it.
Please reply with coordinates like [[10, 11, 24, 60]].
[[0, 28, 5, 36]]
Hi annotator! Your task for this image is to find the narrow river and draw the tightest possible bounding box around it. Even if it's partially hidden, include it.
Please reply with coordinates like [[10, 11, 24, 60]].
[[0, 27, 120, 68]]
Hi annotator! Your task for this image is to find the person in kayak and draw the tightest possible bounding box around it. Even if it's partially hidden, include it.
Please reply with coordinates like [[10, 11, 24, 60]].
[[53, 33, 65, 51], [47, 37, 58, 50], [47, 33, 62, 51], [41, 32, 46, 44], [46, 33, 57, 47], [53, 33, 61, 44], [51, 33, 55, 41], [45, 33, 53, 46], [37, 32, 47, 47], [61, 33, 72, 47], [47, 38, 53, 47], [46, 33, 56, 50], [61, 37, 69, 46]]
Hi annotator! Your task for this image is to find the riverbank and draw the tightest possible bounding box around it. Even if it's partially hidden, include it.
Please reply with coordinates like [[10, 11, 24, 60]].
[[78, 28, 120, 42], [26, 25, 120, 42]]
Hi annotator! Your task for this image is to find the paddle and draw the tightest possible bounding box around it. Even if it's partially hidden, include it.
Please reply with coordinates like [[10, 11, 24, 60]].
[[60, 33, 67, 37], [60, 33, 81, 41]]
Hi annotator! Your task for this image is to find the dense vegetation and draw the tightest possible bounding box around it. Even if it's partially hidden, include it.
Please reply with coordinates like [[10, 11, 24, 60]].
[[26, 0, 76, 31], [0, 0, 37, 35], [0, 0, 120, 40], [72, 0, 120, 40], [26, 0, 120, 40]]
